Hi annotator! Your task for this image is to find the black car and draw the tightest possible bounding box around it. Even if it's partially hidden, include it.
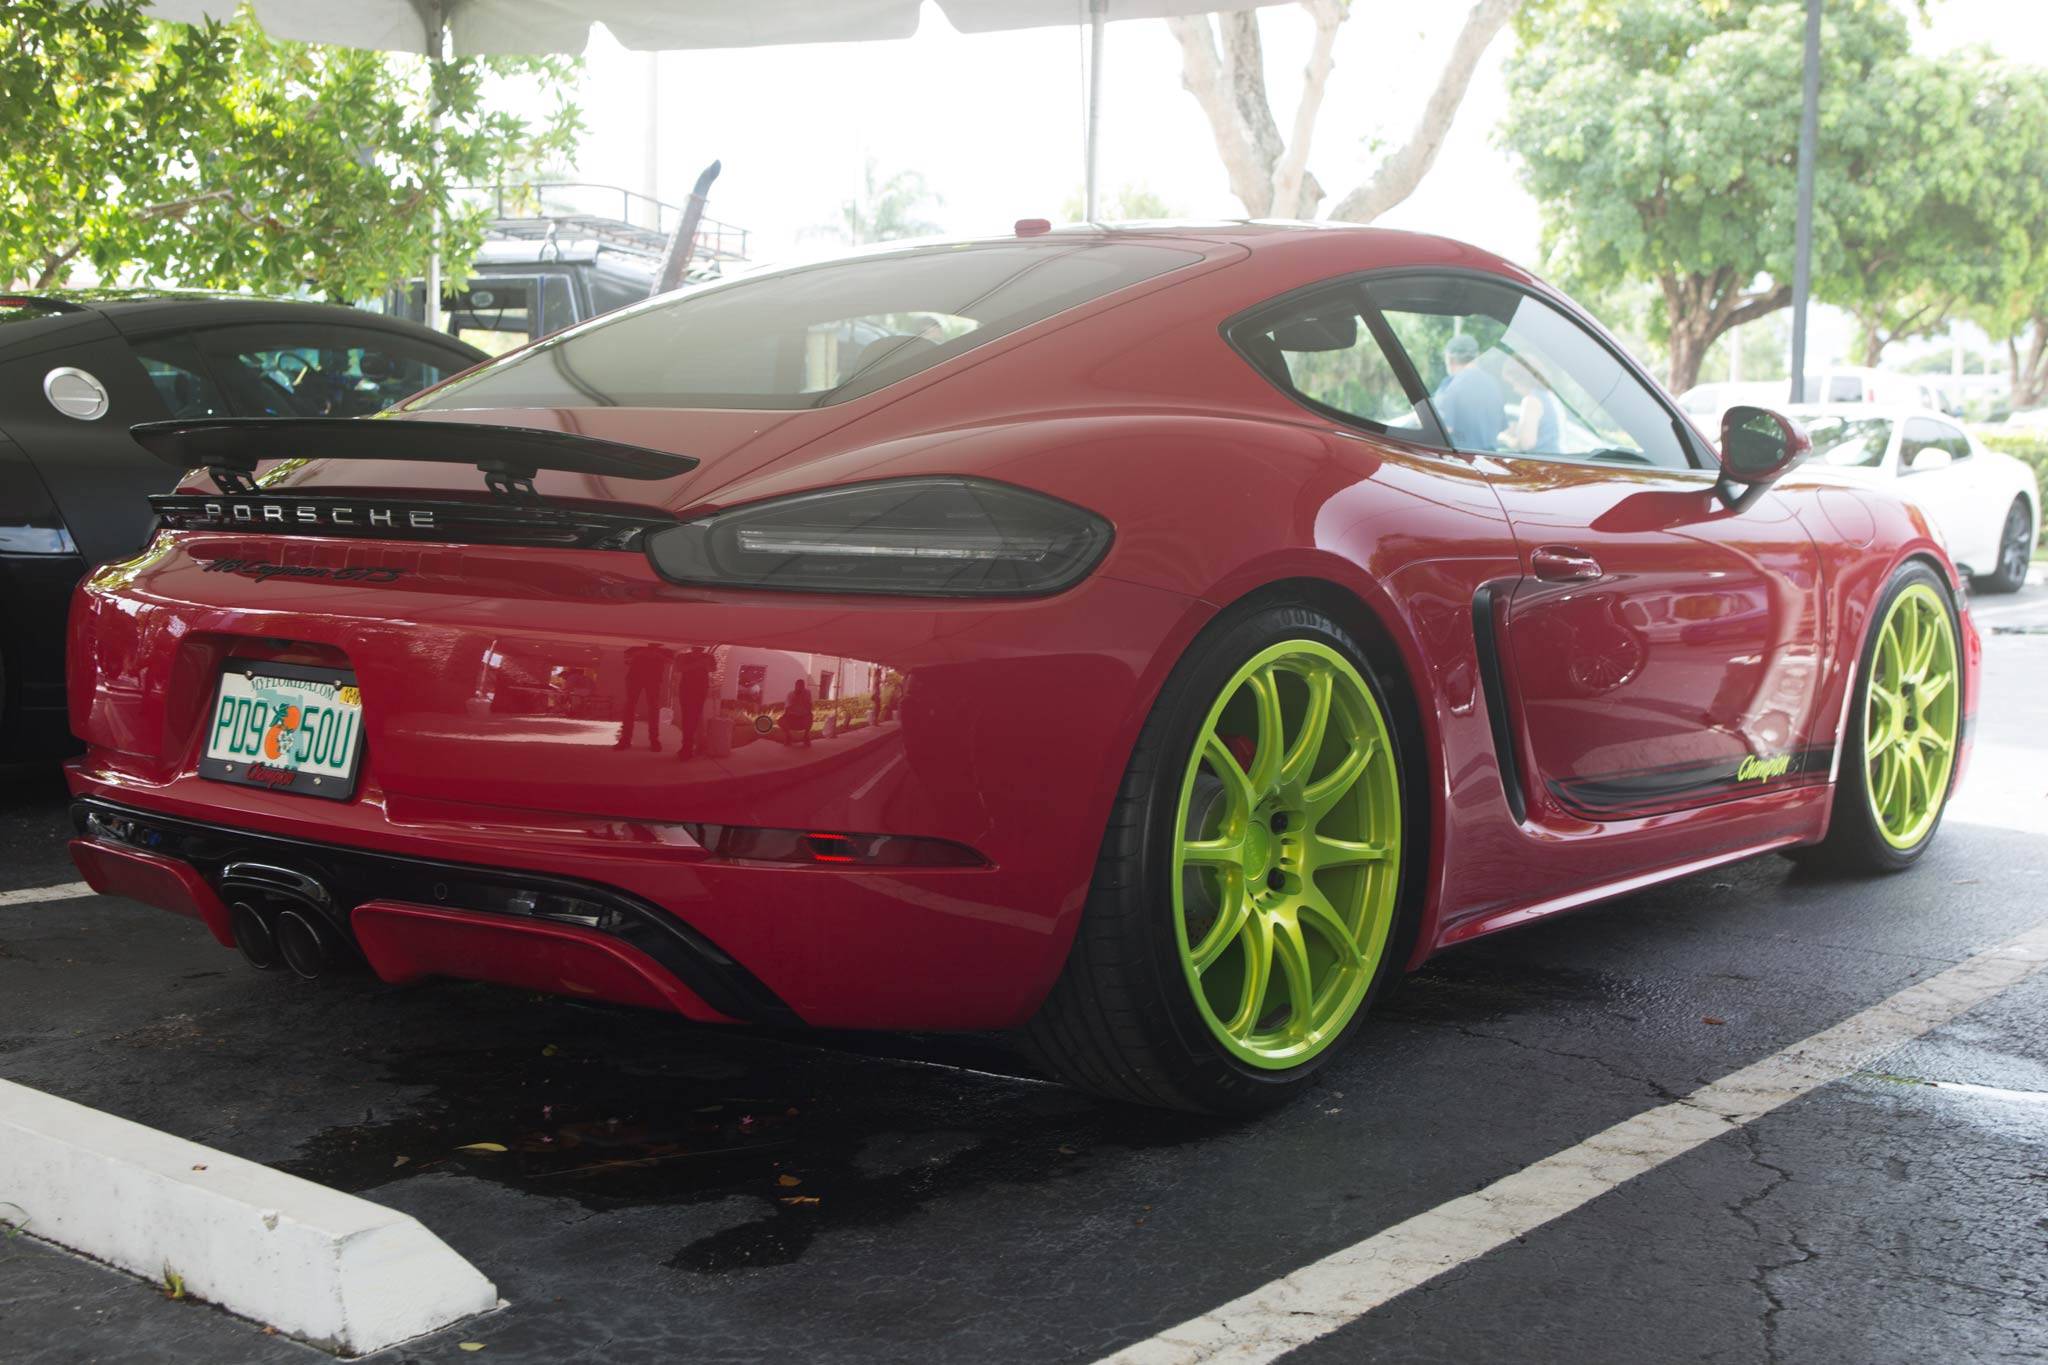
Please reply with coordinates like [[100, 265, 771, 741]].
[[0, 292, 484, 759]]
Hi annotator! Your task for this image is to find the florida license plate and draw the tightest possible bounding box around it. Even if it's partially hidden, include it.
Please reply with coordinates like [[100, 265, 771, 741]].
[[202, 661, 364, 800]]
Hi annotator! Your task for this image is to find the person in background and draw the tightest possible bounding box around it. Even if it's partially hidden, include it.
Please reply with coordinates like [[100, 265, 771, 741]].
[[1501, 357, 1561, 454], [674, 646, 716, 760], [1435, 334, 1506, 450], [614, 643, 668, 751], [781, 677, 815, 748]]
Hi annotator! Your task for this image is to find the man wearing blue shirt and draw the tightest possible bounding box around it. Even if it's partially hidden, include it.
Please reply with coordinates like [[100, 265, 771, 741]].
[[1435, 334, 1506, 451]]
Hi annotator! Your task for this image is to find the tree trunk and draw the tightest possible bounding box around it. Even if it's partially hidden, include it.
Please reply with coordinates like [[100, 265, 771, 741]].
[[1174, 1, 1522, 225], [2015, 318, 2048, 410], [1660, 274, 1792, 396], [1268, 0, 1346, 219], [1667, 322, 1712, 397], [1326, 0, 1522, 223], [1858, 321, 1887, 369]]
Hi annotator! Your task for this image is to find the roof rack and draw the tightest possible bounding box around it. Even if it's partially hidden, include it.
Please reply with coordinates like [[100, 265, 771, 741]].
[[455, 182, 749, 265]]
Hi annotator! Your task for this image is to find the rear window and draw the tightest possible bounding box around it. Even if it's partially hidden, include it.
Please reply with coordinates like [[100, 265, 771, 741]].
[[416, 240, 1200, 411]]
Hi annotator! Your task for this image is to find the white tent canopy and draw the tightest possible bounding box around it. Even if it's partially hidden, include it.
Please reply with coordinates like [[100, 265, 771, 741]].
[[148, 0, 1286, 316], [147, 1, 1280, 57]]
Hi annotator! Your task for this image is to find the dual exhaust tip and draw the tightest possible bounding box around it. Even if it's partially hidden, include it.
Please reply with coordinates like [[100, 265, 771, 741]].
[[221, 861, 347, 981], [230, 901, 341, 980]]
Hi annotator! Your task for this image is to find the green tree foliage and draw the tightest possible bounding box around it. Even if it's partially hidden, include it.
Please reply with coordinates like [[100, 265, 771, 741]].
[[1061, 183, 1182, 222], [1501, 0, 1966, 393], [1957, 65, 2048, 407], [830, 158, 943, 245], [0, 0, 580, 298], [1819, 52, 2006, 367]]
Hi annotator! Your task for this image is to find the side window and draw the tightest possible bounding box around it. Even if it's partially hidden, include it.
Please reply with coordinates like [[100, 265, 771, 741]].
[[1372, 274, 1693, 469], [1232, 286, 1435, 438], [449, 276, 537, 356], [1828, 376, 1864, 403], [1938, 424, 1972, 461], [1900, 418, 1958, 472], [1804, 416, 1894, 469], [540, 275, 575, 336], [126, 335, 227, 419], [195, 324, 471, 418]]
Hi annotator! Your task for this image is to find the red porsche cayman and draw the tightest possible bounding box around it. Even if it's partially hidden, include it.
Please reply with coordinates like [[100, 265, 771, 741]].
[[65, 224, 1979, 1112]]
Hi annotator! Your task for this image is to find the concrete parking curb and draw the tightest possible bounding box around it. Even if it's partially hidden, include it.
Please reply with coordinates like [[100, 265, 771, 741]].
[[0, 1079, 499, 1355]]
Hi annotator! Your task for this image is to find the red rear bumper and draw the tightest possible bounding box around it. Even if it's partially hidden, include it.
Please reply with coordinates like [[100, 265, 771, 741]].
[[69, 838, 235, 948], [64, 535, 1206, 1030], [351, 900, 729, 1021]]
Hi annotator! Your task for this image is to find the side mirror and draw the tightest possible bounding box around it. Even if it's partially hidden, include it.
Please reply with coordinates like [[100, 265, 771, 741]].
[[1717, 405, 1810, 509]]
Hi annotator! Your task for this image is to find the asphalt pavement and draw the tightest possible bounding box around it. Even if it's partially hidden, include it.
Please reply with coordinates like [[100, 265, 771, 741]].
[[2, 577, 2045, 1365]]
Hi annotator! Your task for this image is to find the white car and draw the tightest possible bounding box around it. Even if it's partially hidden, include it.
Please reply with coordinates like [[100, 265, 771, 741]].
[[1785, 405, 2039, 592], [1682, 369, 1956, 430]]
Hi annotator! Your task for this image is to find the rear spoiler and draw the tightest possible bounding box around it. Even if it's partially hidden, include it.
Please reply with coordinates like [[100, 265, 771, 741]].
[[131, 417, 697, 499]]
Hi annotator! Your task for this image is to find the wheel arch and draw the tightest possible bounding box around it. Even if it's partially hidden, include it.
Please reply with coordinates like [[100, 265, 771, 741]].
[[1816, 547, 1970, 838], [1191, 561, 1445, 972]]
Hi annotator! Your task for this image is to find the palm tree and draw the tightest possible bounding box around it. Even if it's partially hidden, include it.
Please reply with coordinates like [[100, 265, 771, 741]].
[[831, 157, 943, 245]]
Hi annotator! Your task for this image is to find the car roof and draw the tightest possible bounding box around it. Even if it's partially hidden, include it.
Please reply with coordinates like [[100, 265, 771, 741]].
[[724, 219, 1520, 273], [0, 289, 485, 363], [7, 289, 448, 333]]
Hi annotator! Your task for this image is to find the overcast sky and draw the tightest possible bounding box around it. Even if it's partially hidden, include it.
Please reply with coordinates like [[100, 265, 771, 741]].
[[542, 1, 2048, 368], [562, 1, 2048, 260]]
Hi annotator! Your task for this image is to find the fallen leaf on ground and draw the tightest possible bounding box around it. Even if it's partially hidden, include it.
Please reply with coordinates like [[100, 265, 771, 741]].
[[541, 1044, 560, 1057], [1703, 1016, 1726, 1026], [776, 1174, 802, 1187], [393, 1155, 410, 1168], [459, 1342, 485, 1352], [779, 1195, 821, 1208], [190, 1164, 206, 1172], [456, 1142, 508, 1154]]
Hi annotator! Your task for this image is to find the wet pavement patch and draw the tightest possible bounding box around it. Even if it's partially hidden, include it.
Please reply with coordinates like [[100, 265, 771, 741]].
[[261, 990, 1224, 1278]]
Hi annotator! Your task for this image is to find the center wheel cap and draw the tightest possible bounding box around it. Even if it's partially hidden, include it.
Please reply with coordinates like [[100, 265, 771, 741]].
[[1243, 822, 1275, 877]]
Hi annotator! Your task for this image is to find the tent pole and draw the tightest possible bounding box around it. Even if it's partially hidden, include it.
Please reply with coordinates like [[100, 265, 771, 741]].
[[1787, 0, 1820, 404], [424, 1, 448, 333], [1083, 0, 1106, 221]]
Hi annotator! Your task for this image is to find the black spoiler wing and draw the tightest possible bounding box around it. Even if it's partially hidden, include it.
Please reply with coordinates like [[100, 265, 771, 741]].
[[131, 417, 697, 497]]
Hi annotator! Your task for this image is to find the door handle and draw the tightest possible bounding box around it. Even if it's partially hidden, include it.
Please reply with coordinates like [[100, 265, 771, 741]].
[[1531, 545, 1603, 582]]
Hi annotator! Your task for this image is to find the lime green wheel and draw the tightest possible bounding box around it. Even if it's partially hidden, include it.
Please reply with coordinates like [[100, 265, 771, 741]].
[[1023, 599, 1413, 1113], [1802, 564, 1963, 872], [1863, 582, 1961, 850], [1173, 641, 1401, 1069]]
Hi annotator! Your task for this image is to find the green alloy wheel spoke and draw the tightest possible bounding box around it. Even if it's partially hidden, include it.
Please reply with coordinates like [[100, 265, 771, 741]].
[[1863, 584, 1960, 851], [1172, 641, 1402, 1070]]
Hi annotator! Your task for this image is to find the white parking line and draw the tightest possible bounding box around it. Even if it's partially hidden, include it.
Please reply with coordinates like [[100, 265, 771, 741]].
[[0, 880, 95, 907], [1099, 921, 2048, 1365]]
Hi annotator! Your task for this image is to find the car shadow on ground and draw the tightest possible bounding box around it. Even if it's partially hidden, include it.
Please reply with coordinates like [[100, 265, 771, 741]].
[[251, 979, 1233, 1275]]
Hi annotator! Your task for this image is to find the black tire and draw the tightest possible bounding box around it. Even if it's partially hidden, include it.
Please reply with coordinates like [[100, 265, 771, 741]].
[[1019, 596, 1419, 1114], [1974, 497, 2033, 595], [1795, 561, 1962, 874]]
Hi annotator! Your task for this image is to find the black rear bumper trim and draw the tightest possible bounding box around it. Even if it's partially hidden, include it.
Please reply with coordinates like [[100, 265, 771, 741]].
[[70, 797, 800, 1028]]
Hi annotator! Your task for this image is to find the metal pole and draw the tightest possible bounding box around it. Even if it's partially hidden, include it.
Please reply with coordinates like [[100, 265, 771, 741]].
[[653, 161, 723, 297], [1787, 0, 1821, 403], [1083, 0, 1106, 221], [424, 2, 447, 333]]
